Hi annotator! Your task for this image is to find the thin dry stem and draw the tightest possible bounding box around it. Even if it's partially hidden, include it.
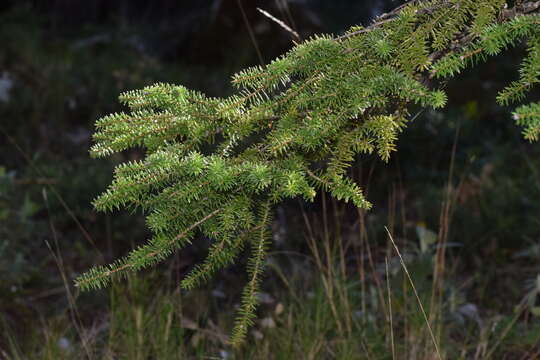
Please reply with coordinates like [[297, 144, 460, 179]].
[[385, 227, 443, 360], [386, 257, 396, 360], [257, 7, 300, 41]]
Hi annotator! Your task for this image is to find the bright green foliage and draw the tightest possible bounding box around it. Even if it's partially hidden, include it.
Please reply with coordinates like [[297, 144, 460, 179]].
[[76, 0, 540, 344], [513, 102, 540, 140]]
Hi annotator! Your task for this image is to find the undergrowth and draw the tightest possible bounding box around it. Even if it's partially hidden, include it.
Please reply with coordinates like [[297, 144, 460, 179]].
[[3, 173, 540, 359]]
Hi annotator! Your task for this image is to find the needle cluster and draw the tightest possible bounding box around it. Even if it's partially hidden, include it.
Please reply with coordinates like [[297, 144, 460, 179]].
[[76, 0, 540, 345]]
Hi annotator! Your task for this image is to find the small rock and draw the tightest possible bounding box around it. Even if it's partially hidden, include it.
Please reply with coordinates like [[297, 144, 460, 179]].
[[260, 317, 276, 328], [251, 329, 264, 340], [257, 292, 275, 304], [212, 289, 226, 298], [275, 302, 284, 316], [58, 337, 71, 351]]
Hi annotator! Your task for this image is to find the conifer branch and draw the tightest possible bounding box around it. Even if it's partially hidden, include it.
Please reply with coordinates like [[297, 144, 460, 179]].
[[230, 201, 272, 347], [75, 208, 221, 290], [78, 0, 540, 344]]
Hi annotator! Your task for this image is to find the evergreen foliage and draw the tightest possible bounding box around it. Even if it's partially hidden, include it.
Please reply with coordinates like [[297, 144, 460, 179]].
[[76, 0, 540, 345]]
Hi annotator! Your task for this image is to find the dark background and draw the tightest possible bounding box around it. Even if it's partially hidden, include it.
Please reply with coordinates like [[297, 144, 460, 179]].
[[1, 0, 539, 357]]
